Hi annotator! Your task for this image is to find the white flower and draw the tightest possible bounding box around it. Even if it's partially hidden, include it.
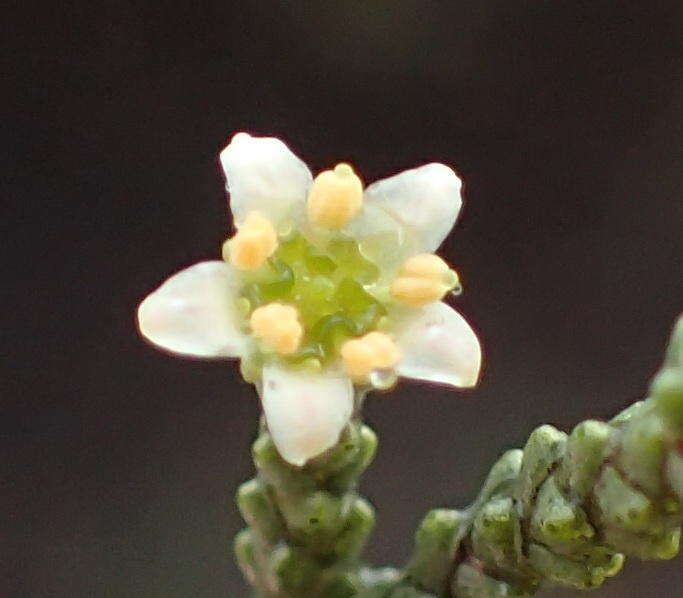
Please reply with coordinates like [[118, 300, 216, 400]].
[[137, 132, 482, 466]]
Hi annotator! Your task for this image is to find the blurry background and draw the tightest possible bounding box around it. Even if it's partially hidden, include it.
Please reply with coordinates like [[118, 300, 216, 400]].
[[3, 2, 683, 597]]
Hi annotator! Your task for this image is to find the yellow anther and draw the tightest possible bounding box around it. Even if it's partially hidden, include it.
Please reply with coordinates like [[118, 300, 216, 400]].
[[390, 253, 459, 306], [391, 277, 448, 306], [334, 163, 354, 176], [399, 253, 450, 280], [223, 211, 278, 270], [250, 302, 303, 355], [341, 331, 400, 382], [307, 163, 363, 229]]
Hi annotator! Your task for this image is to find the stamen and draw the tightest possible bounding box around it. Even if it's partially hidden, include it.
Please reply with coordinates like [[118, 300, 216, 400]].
[[399, 253, 450, 280], [334, 163, 354, 177], [307, 163, 363, 229], [224, 211, 278, 270], [250, 302, 303, 355], [341, 331, 400, 382], [391, 253, 458, 306]]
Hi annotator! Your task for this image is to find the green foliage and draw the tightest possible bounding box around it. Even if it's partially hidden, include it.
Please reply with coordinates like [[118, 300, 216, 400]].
[[405, 509, 464, 594], [235, 419, 377, 597]]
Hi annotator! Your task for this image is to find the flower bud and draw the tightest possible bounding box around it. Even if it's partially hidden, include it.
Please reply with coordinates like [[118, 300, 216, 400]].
[[250, 302, 303, 355], [224, 211, 278, 270], [307, 163, 363, 229]]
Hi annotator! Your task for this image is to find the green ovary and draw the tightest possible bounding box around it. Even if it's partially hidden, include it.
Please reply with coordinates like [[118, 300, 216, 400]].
[[238, 233, 389, 378]]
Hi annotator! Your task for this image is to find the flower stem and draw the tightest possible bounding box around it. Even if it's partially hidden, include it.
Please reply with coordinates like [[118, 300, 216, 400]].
[[235, 416, 384, 597]]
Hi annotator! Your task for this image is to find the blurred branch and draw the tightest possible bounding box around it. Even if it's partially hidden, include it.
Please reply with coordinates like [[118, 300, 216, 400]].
[[399, 315, 683, 597]]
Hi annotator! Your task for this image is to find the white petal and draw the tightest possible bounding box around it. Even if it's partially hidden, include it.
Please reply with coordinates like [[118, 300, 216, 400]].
[[363, 163, 463, 252], [394, 301, 481, 388], [343, 203, 419, 277], [137, 261, 248, 358], [219, 132, 312, 226], [261, 363, 354, 466]]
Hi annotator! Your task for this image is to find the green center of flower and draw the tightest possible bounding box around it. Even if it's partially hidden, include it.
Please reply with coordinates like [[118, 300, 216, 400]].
[[237, 232, 390, 379]]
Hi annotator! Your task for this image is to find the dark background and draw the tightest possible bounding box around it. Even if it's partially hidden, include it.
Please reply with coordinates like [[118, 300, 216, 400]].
[[4, 2, 683, 597]]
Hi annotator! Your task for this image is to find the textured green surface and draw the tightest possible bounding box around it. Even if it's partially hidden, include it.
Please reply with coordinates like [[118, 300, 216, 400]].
[[238, 233, 388, 380], [235, 316, 683, 597], [236, 418, 380, 597]]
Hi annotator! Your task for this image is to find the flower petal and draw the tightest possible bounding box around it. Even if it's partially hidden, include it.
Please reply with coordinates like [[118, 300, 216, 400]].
[[260, 363, 354, 466], [394, 301, 481, 388], [219, 132, 312, 227], [363, 163, 463, 252], [343, 203, 419, 277], [137, 261, 248, 358]]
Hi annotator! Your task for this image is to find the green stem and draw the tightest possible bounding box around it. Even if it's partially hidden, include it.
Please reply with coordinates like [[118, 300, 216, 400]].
[[401, 316, 683, 597], [235, 413, 388, 598]]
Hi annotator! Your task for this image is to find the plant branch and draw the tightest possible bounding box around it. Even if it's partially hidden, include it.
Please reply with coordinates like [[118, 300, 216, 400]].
[[235, 409, 393, 598], [399, 316, 683, 597]]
